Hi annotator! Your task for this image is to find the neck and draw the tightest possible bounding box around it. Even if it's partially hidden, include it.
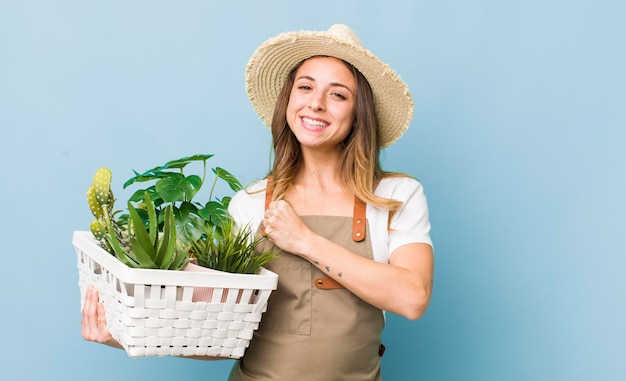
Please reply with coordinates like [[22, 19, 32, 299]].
[[294, 147, 343, 192]]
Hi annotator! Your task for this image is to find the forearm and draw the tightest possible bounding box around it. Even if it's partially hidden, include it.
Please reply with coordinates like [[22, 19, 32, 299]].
[[296, 233, 433, 320]]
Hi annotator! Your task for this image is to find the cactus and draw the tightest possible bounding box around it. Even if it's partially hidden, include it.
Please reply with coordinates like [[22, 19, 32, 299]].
[[87, 185, 102, 219], [89, 219, 107, 241], [93, 167, 113, 205], [86, 166, 189, 270], [87, 168, 117, 251]]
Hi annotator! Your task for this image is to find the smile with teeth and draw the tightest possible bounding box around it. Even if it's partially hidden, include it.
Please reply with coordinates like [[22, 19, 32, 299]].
[[301, 117, 328, 129]]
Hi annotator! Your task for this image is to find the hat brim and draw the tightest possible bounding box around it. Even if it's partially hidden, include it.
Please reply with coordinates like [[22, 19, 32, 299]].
[[246, 28, 413, 148]]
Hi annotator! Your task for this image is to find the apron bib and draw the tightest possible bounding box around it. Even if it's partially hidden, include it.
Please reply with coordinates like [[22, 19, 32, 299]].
[[229, 189, 384, 381]]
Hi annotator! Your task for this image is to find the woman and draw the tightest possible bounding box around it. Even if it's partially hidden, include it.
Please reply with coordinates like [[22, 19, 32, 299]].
[[82, 24, 434, 380], [227, 24, 434, 380]]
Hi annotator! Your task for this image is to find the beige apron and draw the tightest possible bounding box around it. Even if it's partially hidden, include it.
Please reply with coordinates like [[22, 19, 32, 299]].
[[229, 188, 385, 381]]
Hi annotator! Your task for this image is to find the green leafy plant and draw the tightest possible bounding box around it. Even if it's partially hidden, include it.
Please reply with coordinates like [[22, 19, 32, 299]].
[[191, 218, 278, 274], [86, 154, 278, 274], [123, 154, 242, 245]]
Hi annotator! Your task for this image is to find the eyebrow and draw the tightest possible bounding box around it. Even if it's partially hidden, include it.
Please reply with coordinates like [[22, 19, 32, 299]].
[[296, 75, 354, 94]]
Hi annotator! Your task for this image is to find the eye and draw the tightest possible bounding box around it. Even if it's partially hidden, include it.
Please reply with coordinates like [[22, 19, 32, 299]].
[[297, 85, 312, 91], [331, 92, 347, 100]]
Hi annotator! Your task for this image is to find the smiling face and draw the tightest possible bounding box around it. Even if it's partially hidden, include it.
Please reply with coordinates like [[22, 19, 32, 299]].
[[285, 56, 357, 152]]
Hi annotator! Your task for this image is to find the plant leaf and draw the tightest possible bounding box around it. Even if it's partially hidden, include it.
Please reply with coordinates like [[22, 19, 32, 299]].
[[143, 192, 158, 244], [159, 154, 214, 170], [183, 175, 203, 200], [129, 237, 157, 268], [104, 225, 139, 267], [128, 186, 158, 203], [124, 154, 214, 189], [169, 243, 190, 271], [198, 201, 229, 227], [219, 196, 233, 210], [155, 174, 202, 202], [175, 202, 204, 244], [156, 205, 177, 269], [123, 171, 171, 189], [128, 202, 156, 262], [213, 167, 243, 192]]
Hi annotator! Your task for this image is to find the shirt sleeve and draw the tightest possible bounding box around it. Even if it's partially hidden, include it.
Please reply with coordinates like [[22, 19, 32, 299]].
[[386, 177, 433, 256], [227, 179, 267, 233]]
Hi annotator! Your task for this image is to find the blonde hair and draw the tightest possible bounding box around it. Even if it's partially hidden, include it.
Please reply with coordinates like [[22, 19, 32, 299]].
[[265, 58, 408, 212]]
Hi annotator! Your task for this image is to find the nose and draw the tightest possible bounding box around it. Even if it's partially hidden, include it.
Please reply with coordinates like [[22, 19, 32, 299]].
[[308, 91, 325, 111]]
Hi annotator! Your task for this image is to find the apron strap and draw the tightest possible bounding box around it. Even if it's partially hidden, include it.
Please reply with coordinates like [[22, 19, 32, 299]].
[[262, 176, 273, 237], [352, 197, 366, 242], [314, 277, 345, 289]]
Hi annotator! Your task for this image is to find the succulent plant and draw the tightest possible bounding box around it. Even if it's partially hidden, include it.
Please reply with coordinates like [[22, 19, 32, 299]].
[[106, 192, 189, 270]]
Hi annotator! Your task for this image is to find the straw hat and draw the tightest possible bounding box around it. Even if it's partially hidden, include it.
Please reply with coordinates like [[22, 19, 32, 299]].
[[245, 24, 414, 148]]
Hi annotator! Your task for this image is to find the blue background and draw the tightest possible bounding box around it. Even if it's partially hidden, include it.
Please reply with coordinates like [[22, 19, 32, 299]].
[[1, 1, 624, 380]]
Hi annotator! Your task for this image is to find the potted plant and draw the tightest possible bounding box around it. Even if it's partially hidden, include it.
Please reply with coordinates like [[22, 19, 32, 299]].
[[73, 154, 278, 359]]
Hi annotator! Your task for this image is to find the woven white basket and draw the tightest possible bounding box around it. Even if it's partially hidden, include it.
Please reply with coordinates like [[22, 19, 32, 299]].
[[73, 230, 278, 358]]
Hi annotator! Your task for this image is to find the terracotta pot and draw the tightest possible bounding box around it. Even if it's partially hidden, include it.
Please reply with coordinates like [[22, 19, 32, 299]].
[[183, 262, 245, 303]]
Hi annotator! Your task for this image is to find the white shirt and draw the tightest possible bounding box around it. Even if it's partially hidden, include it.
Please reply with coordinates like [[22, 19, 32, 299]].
[[228, 176, 433, 264]]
